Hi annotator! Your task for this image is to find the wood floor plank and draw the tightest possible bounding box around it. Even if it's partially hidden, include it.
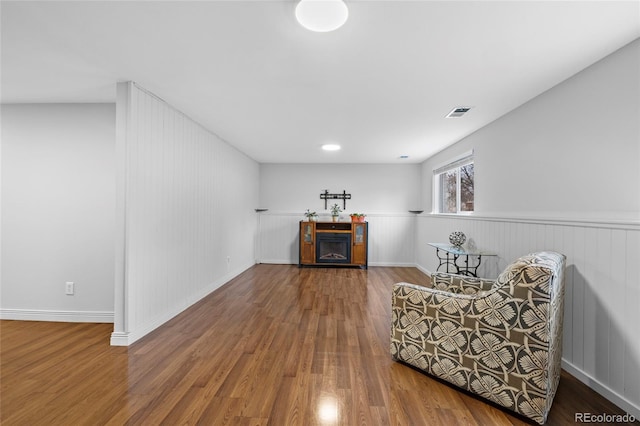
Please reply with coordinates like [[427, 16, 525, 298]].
[[1, 265, 638, 425]]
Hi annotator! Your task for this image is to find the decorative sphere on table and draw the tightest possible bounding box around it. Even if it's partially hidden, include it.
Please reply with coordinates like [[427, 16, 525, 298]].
[[449, 231, 466, 248]]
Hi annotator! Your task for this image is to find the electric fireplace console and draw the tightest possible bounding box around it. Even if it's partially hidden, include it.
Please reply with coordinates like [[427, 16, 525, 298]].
[[299, 221, 368, 269]]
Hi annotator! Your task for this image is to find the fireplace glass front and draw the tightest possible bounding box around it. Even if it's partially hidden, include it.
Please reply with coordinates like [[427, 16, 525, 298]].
[[316, 233, 352, 264]]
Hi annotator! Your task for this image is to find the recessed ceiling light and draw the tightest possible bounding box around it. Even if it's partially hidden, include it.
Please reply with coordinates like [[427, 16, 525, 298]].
[[295, 0, 349, 33], [322, 144, 341, 151]]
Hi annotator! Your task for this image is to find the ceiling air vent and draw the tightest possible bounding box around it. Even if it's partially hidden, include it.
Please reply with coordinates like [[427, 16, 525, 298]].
[[446, 106, 471, 118]]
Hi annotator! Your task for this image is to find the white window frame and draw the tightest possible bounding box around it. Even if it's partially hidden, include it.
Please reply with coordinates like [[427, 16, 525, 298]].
[[432, 151, 474, 215]]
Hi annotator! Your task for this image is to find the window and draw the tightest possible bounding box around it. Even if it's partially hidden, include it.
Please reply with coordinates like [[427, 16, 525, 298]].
[[433, 153, 474, 213]]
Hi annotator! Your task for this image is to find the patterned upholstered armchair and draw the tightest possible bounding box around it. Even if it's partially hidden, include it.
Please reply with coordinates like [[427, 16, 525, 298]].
[[391, 252, 566, 424]]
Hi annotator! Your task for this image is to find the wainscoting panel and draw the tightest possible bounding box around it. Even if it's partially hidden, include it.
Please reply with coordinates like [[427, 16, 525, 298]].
[[256, 213, 300, 264], [366, 215, 415, 266], [416, 214, 640, 417], [256, 213, 417, 266]]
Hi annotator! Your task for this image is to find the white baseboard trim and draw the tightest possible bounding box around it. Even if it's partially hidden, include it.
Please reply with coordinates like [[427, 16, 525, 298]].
[[368, 262, 417, 267], [0, 309, 114, 323], [256, 259, 296, 265], [415, 264, 433, 276], [110, 261, 254, 346], [110, 331, 130, 346], [562, 359, 640, 419]]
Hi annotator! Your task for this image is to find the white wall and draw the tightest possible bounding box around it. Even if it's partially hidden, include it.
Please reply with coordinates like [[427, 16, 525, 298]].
[[259, 163, 422, 214], [422, 39, 640, 223], [257, 163, 421, 265], [112, 82, 259, 346], [417, 39, 640, 418], [1, 103, 115, 322]]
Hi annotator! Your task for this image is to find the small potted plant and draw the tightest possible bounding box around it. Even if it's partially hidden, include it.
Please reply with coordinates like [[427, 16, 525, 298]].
[[330, 203, 342, 222], [350, 213, 366, 222], [304, 209, 318, 222]]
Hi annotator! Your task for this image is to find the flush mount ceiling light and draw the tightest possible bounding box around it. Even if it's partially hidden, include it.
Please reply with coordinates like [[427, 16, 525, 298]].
[[295, 0, 349, 32], [322, 144, 341, 151]]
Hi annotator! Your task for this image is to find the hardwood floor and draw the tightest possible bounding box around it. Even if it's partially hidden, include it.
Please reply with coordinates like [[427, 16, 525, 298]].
[[1, 265, 637, 425]]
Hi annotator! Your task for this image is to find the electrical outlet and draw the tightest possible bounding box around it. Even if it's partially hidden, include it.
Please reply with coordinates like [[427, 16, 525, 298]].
[[65, 282, 74, 295]]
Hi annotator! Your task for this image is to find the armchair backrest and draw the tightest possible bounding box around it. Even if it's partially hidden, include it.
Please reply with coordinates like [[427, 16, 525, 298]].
[[479, 251, 566, 421]]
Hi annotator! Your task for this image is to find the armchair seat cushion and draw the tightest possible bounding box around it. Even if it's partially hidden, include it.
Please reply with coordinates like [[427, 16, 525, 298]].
[[391, 251, 566, 424]]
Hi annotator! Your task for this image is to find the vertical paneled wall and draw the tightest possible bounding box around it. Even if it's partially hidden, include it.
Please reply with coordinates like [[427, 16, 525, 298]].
[[416, 215, 640, 418], [256, 214, 300, 264], [113, 82, 259, 345], [365, 214, 416, 266]]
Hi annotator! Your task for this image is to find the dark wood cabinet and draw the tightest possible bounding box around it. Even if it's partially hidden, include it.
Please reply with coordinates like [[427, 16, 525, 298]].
[[299, 221, 368, 268]]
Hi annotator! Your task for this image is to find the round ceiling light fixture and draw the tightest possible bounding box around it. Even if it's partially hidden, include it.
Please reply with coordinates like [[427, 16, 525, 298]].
[[295, 0, 349, 33], [322, 144, 341, 151]]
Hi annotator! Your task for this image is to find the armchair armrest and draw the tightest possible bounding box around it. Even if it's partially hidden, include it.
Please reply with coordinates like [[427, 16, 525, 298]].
[[430, 272, 495, 295]]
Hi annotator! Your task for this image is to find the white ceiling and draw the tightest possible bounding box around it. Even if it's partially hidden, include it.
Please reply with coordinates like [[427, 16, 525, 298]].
[[2, 1, 639, 164]]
